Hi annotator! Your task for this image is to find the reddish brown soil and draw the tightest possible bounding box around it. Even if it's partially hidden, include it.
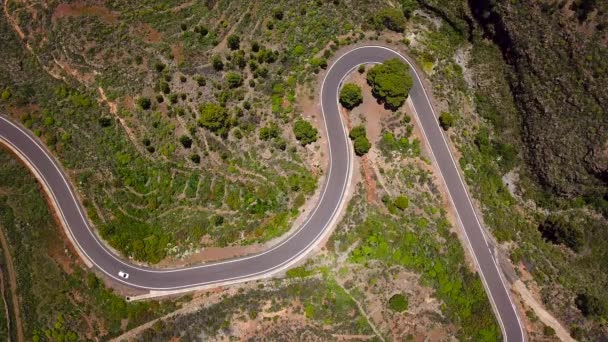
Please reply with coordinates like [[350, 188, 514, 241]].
[[52, 2, 119, 25]]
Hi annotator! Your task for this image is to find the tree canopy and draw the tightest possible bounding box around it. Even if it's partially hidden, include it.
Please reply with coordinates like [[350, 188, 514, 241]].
[[339, 83, 363, 109], [198, 103, 229, 136], [388, 293, 408, 312], [538, 215, 584, 252], [293, 120, 318, 146], [367, 58, 413, 110], [371, 8, 406, 33], [354, 136, 371, 156]]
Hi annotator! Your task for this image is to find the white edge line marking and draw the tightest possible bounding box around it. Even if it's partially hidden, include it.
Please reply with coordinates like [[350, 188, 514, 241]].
[[0, 46, 525, 342], [381, 46, 525, 341]]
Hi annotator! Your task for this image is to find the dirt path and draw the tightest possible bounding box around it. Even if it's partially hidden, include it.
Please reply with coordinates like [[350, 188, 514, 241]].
[[0, 226, 25, 342]]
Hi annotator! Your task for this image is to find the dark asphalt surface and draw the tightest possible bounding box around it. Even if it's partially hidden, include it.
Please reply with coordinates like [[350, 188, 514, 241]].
[[0, 46, 523, 341]]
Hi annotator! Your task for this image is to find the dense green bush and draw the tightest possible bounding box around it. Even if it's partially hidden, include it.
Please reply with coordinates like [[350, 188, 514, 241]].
[[212, 55, 224, 71], [349, 126, 371, 156], [226, 72, 243, 88], [394, 196, 409, 210], [227, 34, 240, 50], [439, 111, 456, 130], [198, 103, 230, 135], [339, 83, 363, 109], [179, 135, 193, 148], [367, 59, 413, 110], [575, 293, 606, 318], [401, 0, 419, 18], [354, 136, 371, 156], [259, 122, 280, 141], [371, 8, 406, 32], [388, 293, 408, 312], [349, 125, 366, 140], [137, 97, 151, 110], [1, 88, 10, 100], [293, 120, 318, 146]]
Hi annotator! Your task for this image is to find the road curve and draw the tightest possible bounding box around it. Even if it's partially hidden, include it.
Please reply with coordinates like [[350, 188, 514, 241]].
[[0, 46, 523, 341]]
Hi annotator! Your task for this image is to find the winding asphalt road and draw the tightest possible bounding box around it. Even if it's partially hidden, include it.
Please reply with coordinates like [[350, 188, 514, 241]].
[[0, 46, 523, 341]]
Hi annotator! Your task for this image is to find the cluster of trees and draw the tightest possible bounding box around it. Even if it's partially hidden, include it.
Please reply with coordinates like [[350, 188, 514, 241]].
[[259, 121, 287, 150], [538, 215, 584, 252], [367, 58, 413, 110], [349, 125, 371, 156], [371, 7, 406, 32], [575, 293, 607, 318], [293, 120, 318, 146], [339, 83, 363, 109]]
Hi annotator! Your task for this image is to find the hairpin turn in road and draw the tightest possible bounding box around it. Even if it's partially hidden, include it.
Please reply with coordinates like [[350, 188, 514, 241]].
[[0, 45, 524, 341]]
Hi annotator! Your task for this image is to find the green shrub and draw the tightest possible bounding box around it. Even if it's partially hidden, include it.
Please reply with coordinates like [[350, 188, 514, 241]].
[[310, 57, 328, 69], [349, 126, 370, 156], [98, 117, 112, 127], [190, 153, 201, 163], [154, 62, 165, 72], [293, 120, 318, 146], [194, 25, 208, 36], [371, 8, 406, 33], [198, 103, 229, 135], [160, 82, 171, 94], [543, 326, 556, 336], [388, 293, 408, 312], [137, 97, 151, 110], [226, 72, 243, 88], [227, 34, 240, 50], [195, 76, 206, 86], [575, 293, 606, 318], [394, 196, 409, 210], [439, 112, 456, 130], [367, 59, 413, 110], [212, 55, 224, 71], [260, 122, 280, 140], [401, 0, 419, 18], [179, 135, 193, 148], [538, 215, 584, 252], [349, 126, 366, 140], [1, 88, 10, 100], [354, 136, 371, 156], [339, 83, 363, 109], [286, 266, 312, 278]]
